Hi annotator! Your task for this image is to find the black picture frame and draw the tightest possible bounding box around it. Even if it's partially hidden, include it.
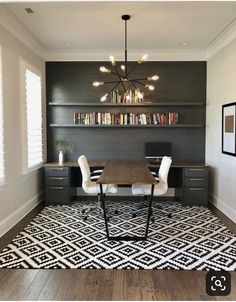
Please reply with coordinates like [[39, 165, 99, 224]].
[[222, 102, 236, 156]]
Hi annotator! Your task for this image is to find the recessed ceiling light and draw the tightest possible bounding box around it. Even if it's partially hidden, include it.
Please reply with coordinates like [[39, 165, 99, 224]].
[[181, 41, 191, 46], [25, 8, 34, 14]]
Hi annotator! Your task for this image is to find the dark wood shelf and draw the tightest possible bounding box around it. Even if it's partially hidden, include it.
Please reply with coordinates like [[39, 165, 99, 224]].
[[50, 124, 204, 128], [49, 102, 204, 107]]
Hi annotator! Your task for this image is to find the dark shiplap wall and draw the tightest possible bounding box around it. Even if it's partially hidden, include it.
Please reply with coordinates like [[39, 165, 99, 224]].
[[46, 61, 206, 162]]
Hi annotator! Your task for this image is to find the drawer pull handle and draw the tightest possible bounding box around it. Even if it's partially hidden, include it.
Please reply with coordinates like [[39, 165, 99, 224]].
[[190, 168, 204, 171], [190, 188, 204, 191], [50, 177, 64, 180], [49, 168, 65, 171], [190, 178, 204, 181], [50, 187, 64, 190]]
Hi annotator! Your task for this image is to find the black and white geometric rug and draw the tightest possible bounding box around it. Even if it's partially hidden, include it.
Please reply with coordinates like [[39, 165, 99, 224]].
[[0, 200, 235, 270]]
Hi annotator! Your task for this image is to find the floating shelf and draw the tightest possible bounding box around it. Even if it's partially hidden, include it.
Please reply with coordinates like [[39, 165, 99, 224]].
[[49, 102, 204, 107], [50, 124, 204, 128]]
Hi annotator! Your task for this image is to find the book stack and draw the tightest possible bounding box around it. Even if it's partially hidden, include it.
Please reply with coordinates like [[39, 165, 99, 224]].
[[110, 89, 144, 104], [73, 112, 178, 125]]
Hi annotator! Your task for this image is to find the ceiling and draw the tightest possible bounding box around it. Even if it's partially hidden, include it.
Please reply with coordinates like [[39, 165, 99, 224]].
[[2, 1, 236, 60]]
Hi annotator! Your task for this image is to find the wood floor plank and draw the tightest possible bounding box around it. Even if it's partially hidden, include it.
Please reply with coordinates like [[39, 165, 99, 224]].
[[0, 269, 38, 300], [96, 270, 113, 301], [36, 269, 77, 300], [111, 270, 126, 300], [22, 270, 53, 300]]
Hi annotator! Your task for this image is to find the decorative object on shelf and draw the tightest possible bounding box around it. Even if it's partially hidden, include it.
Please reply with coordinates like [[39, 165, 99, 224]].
[[222, 102, 236, 156], [93, 15, 159, 102], [111, 89, 143, 104], [55, 139, 72, 165], [59, 150, 63, 165]]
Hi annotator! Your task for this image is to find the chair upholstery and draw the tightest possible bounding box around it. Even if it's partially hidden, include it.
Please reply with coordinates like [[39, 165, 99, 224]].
[[132, 156, 172, 196], [78, 155, 117, 194]]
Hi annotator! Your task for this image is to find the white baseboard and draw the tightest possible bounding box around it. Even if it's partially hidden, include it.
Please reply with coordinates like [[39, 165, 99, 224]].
[[209, 192, 236, 224], [0, 191, 43, 238]]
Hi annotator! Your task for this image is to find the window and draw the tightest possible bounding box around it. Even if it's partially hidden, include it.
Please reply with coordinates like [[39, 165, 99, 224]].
[[22, 61, 43, 174], [0, 47, 5, 186]]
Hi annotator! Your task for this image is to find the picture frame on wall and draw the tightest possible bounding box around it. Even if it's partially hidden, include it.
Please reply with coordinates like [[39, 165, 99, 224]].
[[222, 102, 236, 156]]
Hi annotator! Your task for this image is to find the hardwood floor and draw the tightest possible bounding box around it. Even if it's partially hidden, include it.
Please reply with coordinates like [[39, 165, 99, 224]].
[[0, 201, 235, 301], [0, 269, 236, 300]]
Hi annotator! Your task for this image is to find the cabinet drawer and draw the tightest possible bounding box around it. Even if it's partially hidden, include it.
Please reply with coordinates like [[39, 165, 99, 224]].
[[46, 176, 69, 186], [185, 167, 208, 178], [45, 167, 69, 177], [184, 187, 208, 205], [185, 177, 208, 187], [45, 186, 69, 204]]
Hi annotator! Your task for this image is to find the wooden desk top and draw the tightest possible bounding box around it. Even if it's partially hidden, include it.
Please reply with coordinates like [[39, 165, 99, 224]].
[[97, 161, 157, 185], [44, 160, 208, 168]]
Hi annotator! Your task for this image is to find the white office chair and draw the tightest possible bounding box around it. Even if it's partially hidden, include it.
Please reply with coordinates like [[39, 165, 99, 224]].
[[78, 155, 117, 220], [132, 156, 172, 221]]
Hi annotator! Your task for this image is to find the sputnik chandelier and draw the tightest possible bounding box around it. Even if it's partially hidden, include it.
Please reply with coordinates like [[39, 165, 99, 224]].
[[93, 14, 159, 102]]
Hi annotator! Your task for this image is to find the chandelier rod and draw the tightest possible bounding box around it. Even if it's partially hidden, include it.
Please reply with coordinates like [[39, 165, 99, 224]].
[[122, 15, 130, 78], [125, 18, 127, 78]]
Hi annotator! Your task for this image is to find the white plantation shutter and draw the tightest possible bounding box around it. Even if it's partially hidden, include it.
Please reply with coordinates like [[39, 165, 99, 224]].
[[25, 68, 43, 171], [0, 48, 5, 186]]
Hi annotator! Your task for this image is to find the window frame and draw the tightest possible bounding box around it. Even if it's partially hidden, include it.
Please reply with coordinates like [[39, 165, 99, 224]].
[[20, 59, 43, 176], [0, 46, 6, 188]]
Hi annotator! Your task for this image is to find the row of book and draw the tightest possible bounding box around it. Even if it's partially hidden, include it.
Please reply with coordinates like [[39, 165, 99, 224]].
[[111, 89, 144, 104], [73, 112, 178, 125]]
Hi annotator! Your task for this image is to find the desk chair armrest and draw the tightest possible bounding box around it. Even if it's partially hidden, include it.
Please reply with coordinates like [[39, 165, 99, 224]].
[[150, 171, 159, 182], [93, 169, 103, 174], [90, 169, 103, 182]]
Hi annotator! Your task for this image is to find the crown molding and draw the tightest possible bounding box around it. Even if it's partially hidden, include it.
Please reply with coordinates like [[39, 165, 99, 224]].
[[205, 17, 236, 59], [0, 4, 47, 59], [45, 49, 206, 62]]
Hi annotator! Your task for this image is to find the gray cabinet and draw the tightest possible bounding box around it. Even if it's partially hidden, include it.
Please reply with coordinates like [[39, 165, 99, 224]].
[[44, 166, 75, 205], [182, 167, 208, 206]]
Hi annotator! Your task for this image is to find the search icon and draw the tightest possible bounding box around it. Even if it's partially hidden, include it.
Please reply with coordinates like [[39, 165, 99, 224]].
[[215, 279, 223, 288]]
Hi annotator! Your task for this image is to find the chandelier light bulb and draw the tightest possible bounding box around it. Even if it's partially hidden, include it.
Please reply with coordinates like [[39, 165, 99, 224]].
[[121, 65, 126, 71], [99, 66, 110, 73], [145, 84, 155, 91], [138, 54, 148, 64], [93, 81, 104, 87], [109, 55, 116, 66], [100, 94, 108, 102], [147, 75, 159, 81]]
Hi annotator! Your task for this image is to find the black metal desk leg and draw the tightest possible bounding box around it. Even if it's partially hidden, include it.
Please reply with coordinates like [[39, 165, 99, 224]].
[[145, 184, 155, 239], [99, 184, 110, 240]]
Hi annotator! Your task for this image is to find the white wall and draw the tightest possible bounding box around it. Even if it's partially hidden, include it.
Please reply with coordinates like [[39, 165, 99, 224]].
[[0, 23, 45, 237], [206, 38, 236, 223]]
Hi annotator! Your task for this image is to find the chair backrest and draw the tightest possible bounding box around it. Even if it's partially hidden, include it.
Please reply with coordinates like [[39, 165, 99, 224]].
[[78, 155, 92, 191], [158, 156, 172, 191]]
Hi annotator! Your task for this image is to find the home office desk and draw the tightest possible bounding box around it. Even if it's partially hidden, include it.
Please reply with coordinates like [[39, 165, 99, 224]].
[[44, 160, 208, 206], [97, 161, 157, 241]]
